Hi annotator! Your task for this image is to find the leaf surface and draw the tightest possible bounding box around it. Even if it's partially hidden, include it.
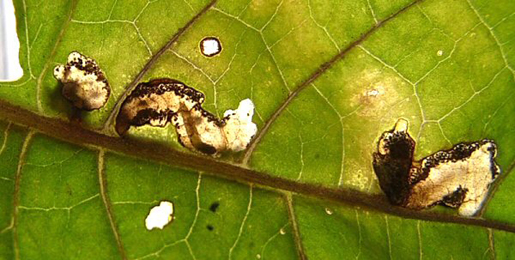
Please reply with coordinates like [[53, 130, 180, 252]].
[[1, 0, 515, 259]]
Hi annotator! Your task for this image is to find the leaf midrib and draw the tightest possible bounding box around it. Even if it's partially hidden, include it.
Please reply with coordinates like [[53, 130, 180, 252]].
[[6, 0, 515, 247], [1, 98, 514, 234]]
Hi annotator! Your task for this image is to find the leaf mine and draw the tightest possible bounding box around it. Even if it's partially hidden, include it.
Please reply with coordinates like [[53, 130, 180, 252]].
[[116, 78, 257, 155], [145, 201, 175, 230], [53, 52, 110, 111], [373, 118, 500, 216], [199, 37, 222, 57]]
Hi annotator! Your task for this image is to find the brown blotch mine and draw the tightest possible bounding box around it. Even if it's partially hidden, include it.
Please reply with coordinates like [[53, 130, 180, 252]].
[[372, 119, 500, 216]]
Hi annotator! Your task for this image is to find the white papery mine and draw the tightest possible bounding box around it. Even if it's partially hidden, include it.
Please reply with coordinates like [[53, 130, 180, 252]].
[[54, 52, 109, 110], [376, 118, 500, 216]]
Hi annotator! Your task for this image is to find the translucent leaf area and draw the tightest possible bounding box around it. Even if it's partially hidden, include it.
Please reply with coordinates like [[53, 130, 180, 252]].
[[0, 0, 514, 259]]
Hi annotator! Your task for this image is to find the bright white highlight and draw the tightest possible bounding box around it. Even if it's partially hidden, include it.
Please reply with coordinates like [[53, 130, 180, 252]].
[[409, 142, 500, 216], [53, 51, 110, 110], [223, 98, 258, 152], [0, 0, 23, 81], [200, 37, 221, 57], [145, 201, 174, 230]]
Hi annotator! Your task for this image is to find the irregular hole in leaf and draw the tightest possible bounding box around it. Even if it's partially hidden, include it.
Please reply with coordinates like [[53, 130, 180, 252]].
[[373, 118, 500, 216], [0, 0, 23, 81], [116, 78, 257, 155], [145, 201, 174, 230], [199, 36, 222, 57], [53, 52, 110, 111]]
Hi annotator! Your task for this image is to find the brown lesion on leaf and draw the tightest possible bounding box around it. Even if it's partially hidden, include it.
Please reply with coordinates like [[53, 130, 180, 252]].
[[115, 78, 257, 155], [373, 118, 500, 216], [115, 78, 206, 134], [53, 52, 110, 111]]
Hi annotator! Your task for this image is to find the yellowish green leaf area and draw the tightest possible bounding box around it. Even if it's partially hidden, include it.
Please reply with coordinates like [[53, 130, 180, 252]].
[[0, 0, 514, 259], [251, 0, 515, 191]]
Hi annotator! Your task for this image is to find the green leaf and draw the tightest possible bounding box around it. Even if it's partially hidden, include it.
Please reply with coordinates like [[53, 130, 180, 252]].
[[1, 0, 514, 259]]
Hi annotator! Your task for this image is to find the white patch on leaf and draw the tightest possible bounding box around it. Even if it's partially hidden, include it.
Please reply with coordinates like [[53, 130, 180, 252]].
[[53, 52, 110, 110], [174, 98, 257, 154], [222, 99, 258, 152], [145, 201, 174, 230], [200, 37, 222, 57], [373, 119, 500, 216], [407, 141, 500, 216], [116, 79, 257, 155]]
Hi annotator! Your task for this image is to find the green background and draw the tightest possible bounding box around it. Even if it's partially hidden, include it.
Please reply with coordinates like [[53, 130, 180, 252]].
[[1, 0, 514, 259]]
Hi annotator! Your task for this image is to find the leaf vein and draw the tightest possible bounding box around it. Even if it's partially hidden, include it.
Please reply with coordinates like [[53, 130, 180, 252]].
[[35, 0, 78, 113], [466, 0, 515, 78], [1, 100, 515, 234], [11, 130, 34, 260], [103, 0, 218, 133], [228, 185, 253, 260], [286, 193, 307, 260], [241, 0, 427, 164], [98, 150, 127, 260]]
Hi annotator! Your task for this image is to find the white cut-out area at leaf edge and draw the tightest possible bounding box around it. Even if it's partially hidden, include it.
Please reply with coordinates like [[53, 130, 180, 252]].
[[0, 0, 23, 81]]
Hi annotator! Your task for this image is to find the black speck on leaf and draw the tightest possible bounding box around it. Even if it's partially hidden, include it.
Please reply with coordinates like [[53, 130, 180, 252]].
[[209, 202, 220, 213]]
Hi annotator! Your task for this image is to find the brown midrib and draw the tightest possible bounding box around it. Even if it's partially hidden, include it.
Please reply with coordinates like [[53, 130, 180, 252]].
[[240, 0, 427, 164], [1, 99, 515, 234]]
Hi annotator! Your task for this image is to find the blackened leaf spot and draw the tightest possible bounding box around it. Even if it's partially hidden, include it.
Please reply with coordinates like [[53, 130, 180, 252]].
[[209, 202, 220, 213], [373, 119, 500, 216], [442, 186, 468, 208]]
